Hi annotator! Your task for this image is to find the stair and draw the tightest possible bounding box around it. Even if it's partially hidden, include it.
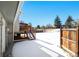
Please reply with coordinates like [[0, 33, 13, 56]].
[[27, 32, 35, 40]]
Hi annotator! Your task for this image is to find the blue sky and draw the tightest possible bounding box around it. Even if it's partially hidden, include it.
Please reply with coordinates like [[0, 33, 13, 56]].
[[20, 1, 79, 27]]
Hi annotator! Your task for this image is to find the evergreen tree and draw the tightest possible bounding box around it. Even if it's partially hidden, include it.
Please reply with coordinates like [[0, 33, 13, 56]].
[[54, 16, 62, 28], [65, 16, 74, 28], [36, 25, 41, 29]]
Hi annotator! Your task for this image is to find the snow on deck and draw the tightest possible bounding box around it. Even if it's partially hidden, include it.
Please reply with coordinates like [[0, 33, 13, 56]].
[[12, 29, 70, 57]]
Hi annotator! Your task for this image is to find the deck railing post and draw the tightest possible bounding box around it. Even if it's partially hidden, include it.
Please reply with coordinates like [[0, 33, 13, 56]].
[[60, 27, 62, 48]]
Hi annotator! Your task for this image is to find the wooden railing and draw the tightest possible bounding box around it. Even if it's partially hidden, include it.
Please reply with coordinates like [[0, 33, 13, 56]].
[[60, 27, 79, 56]]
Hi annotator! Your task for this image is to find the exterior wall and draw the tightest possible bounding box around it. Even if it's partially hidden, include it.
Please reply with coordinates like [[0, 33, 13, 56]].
[[7, 23, 13, 44], [14, 19, 20, 32], [0, 1, 24, 57], [0, 12, 2, 56], [0, 12, 7, 56], [2, 16, 6, 53], [0, 11, 13, 56]]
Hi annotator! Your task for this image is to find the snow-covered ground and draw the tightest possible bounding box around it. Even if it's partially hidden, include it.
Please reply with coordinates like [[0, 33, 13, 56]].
[[12, 29, 71, 57], [36, 29, 60, 47]]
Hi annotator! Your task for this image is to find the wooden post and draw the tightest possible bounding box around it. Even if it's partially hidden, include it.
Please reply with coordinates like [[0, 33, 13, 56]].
[[60, 27, 62, 48], [77, 26, 79, 56]]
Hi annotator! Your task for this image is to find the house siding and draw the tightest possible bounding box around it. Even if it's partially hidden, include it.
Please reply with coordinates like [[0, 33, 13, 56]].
[[0, 12, 8, 56], [0, 12, 2, 56]]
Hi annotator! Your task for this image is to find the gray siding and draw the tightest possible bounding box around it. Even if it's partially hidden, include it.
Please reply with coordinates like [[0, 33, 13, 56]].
[[0, 13, 2, 56], [0, 24, 2, 56]]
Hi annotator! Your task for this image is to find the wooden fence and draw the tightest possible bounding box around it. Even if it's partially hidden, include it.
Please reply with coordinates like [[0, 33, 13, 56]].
[[60, 27, 79, 56]]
